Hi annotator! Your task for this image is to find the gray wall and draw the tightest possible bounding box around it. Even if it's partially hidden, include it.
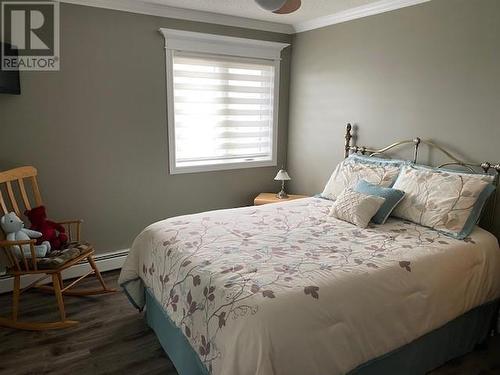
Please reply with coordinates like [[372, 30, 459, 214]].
[[0, 4, 292, 253], [287, 0, 500, 237]]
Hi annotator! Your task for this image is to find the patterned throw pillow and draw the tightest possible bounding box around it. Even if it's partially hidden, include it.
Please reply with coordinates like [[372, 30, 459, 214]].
[[328, 188, 386, 228], [321, 154, 404, 201], [392, 165, 495, 239]]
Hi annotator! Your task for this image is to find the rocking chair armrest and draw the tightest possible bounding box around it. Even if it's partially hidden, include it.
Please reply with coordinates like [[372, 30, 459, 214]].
[[0, 239, 36, 248], [0, 239, 38, 272]]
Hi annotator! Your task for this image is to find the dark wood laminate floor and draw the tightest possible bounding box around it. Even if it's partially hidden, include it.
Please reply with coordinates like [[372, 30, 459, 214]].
[[0, 270, 499, 375]]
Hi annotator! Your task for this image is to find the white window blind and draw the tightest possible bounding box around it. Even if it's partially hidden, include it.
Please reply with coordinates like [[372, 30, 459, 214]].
[[171, 52, 276, 171]]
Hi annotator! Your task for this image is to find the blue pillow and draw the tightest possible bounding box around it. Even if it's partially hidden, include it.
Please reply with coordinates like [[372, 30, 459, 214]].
[[355, 180, 405, 224]]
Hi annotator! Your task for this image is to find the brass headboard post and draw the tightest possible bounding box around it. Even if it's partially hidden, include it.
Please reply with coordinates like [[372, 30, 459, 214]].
[[413, 138, 421, 164], [344, 123, 353, 158], [481, 162, 500, 189]]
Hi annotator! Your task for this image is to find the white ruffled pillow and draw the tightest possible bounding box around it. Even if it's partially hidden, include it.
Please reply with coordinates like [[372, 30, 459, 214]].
[[328, 188, 386, 228]]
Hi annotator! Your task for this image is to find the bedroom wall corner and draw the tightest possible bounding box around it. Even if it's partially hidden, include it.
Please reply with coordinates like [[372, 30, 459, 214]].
[[286, 0, 500, 238]]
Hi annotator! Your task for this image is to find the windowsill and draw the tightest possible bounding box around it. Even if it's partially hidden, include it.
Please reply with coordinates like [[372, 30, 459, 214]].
[[170, 159, 276, 175]]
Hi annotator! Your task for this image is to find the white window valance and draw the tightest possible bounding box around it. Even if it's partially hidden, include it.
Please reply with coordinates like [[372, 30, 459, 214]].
[[159, 28, 289, 60]]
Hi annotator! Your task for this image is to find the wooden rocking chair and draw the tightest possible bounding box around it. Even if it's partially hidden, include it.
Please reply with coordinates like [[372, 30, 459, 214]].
[[0, 166, 116, 331]]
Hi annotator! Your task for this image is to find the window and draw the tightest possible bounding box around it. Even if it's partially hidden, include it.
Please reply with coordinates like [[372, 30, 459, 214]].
[[172, 53, 275, 170], [160, 29, 289, 174]]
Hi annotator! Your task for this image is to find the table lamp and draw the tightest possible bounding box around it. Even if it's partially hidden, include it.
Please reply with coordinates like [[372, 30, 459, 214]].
[[274, 169, 291, 199]]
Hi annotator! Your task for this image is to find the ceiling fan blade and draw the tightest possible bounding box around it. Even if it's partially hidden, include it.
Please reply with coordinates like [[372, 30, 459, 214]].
[[273, 0, 301, 14], [254, 0, 288, 12]]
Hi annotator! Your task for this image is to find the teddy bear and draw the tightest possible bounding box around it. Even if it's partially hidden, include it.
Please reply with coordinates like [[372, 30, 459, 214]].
[[24, 206, 68, 250], [0, 212, 51, 258]]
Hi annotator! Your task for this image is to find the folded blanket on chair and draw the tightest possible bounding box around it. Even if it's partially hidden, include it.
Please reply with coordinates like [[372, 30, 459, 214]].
[[37, 242, 91, 269]]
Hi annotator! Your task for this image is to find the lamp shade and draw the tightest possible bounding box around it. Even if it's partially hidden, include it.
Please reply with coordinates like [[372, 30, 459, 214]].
[[274, 169, 291, 181]]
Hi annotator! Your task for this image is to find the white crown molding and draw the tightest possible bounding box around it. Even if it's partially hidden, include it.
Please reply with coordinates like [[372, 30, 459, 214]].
[[58, 0, 295, 34], [294, 0, 432, 33], [58, 0, 431, 35]]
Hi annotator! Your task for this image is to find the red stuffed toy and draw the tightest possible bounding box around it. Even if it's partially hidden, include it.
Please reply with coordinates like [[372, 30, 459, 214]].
[[25, 206, 68, 250]]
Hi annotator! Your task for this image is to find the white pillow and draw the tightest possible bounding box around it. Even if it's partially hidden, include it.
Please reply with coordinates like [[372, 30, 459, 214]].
[[392, 165, 495, 239], [328, 188, 386, 228], [321, 155, 403, 201]]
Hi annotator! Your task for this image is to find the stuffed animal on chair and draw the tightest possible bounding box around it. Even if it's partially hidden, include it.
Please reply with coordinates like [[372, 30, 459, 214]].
[[25, 206, 68, 250], [0, 212, 51, 258]]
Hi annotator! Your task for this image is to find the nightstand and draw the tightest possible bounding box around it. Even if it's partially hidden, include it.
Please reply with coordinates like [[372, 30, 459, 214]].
[[254, 193, 308, 206]]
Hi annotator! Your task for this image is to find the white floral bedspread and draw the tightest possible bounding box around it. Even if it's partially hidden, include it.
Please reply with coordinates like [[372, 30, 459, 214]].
[[119, 197, 500, 375]]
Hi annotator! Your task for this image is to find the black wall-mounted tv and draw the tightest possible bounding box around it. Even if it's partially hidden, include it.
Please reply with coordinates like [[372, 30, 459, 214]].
[[0, 43, 21, 95]]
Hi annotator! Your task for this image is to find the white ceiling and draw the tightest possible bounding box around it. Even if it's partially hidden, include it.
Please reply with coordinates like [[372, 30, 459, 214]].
[[146, 0, 376, 25], [62, 0, 432, 33]]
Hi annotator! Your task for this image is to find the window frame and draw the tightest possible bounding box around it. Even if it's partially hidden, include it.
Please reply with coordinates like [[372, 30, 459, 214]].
[[160, 28, 289, 175]]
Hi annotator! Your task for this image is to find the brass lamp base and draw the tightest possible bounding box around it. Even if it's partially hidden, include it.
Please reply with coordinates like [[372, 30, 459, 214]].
[[276, 190, 288, 199]]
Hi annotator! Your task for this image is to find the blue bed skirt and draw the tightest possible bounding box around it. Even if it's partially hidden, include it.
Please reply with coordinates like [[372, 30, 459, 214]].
[[145, 288, 498, 375], [146, 288, 209, 375]]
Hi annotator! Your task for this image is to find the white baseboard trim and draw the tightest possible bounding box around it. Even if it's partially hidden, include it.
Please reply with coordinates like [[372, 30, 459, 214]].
[[0, 249, 129, 294]]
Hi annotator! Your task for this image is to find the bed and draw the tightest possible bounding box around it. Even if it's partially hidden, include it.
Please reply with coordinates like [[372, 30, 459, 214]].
[[119, 125, 500, 375]]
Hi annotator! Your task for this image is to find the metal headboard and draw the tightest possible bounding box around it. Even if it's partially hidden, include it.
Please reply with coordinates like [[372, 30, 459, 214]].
[[343, 123, 500, 231]]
